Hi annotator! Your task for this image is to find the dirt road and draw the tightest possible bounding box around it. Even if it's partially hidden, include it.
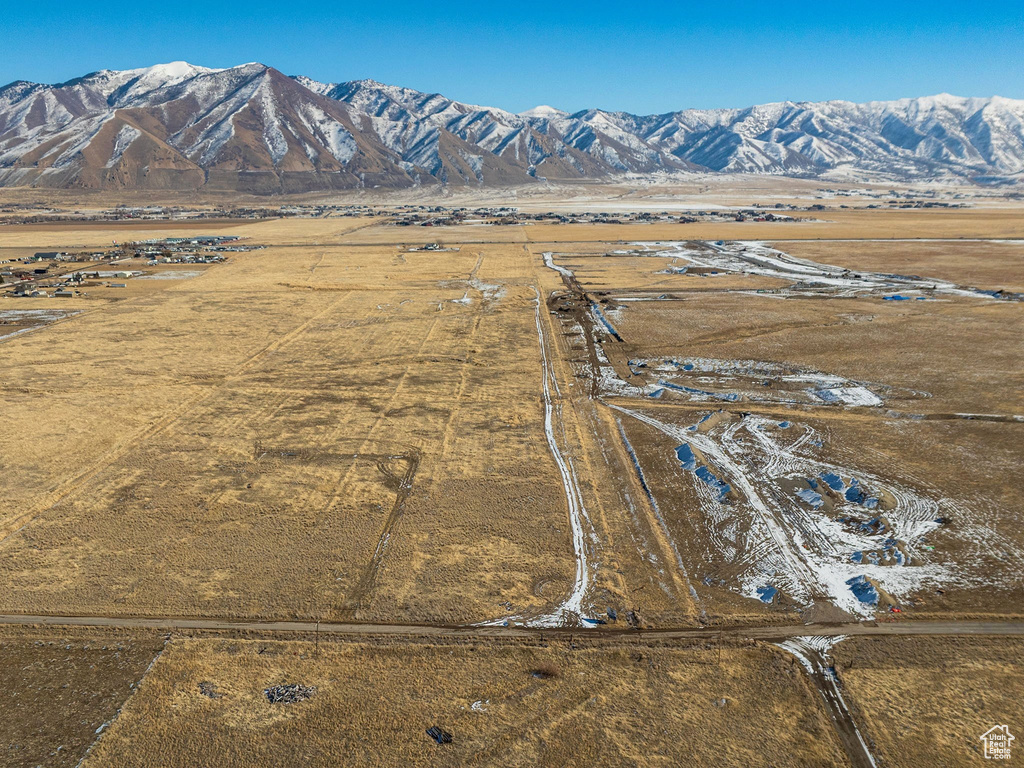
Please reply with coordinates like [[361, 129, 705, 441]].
[[5, 611, 1008, 768], [778, 636, 878, 768], [0, 612, 1019, 642]]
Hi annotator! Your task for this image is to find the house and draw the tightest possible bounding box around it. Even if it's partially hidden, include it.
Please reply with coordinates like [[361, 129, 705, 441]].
[[981, 725, 1014, 759]]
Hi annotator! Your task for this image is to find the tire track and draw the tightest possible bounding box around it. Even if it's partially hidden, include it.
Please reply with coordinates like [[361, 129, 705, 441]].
[[526, 285, 593, 626], [776, 636, 878, 768], [0, 291, 351, 545], [344, 452, 420, 616]]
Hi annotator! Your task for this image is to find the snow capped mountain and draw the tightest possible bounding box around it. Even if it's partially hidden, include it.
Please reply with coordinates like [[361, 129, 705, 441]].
[[1, 61, 1022, 192], [520, 105, 568, 119], [621, 95, 1024, 178], [0, 63, 423, 192]]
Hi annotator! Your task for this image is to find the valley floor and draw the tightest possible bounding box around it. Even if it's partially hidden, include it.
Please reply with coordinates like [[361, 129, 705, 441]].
[[0, 195, 1021, 766]]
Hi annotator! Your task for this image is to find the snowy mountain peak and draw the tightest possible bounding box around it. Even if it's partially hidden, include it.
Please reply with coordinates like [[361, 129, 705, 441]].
[[520, 105, 568, 118], [291, 74, 332, 94], [349, 78, 389, 88], [113, 61, 221, 97], [136, 61, 218, 80]]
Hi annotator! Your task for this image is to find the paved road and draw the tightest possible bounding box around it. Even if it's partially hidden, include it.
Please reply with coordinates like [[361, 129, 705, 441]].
[[0, 613, 1020, 642]]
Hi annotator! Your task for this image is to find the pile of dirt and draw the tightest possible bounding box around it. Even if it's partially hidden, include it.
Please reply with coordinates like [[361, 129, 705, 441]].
[[264, 683, 317, 704], [198, 681, 222, 699]]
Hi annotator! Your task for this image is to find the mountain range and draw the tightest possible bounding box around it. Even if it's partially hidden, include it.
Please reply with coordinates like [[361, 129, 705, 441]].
[[1, 61, 1022, 193]]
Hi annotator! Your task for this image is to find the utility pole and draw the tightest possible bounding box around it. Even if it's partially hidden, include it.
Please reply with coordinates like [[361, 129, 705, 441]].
[[315, 621, 320, 659]]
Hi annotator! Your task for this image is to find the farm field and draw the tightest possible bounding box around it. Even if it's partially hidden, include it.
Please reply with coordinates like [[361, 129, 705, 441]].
[[527, 231, 1023, 625], [832, 637, 1024, 766], [0, 233, 578, 625], [83, 635, 845, 768], [778, 239, 1024, 294], [1, 195, 1022, 766]]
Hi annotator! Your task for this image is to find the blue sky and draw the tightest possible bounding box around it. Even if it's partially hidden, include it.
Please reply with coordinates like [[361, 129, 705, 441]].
[[3, 1, 1021, 113]]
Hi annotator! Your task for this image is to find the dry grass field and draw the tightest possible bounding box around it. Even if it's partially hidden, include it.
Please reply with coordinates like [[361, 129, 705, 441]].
[[1, 208, 1021, 626], [832, 637, 1024, 766], [523, 207, 1024, 243], [0, 627, 164, 767], [521, 232, 1022, 623], [0, 233, 580, 624], [779, 239, 1024, 294], [607, 291, 1023, 415], [1, 191, 1022, 766], [84, 636, 844, 768]]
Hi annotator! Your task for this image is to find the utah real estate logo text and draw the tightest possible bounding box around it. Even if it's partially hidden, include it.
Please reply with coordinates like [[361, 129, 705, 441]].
[[981, 726, 1015, 760]]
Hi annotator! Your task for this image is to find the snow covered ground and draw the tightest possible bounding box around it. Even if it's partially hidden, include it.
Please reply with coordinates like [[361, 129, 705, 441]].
[[776, 636, 878, 768], [533, 248, 1011, 621], [630, 240, 1015, 300], [611, 405, 949, 617], [620, 356, 891, 409], [481, 285, 596, 627]]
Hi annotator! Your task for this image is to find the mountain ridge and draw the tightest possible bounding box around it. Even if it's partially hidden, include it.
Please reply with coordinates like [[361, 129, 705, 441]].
[[1, 61, 1022, 193]]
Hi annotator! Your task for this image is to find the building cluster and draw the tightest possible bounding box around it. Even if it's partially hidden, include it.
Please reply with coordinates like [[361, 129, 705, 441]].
[[6, 268, 93, 298], [731, 211, 795, 222], [0, 203, 380, 225], [383, 205, 819, 226], [130, 236, 257, 260], [814, 187, 971, 208], [1, 235, 261, 299], [385, 206, 518, 227]]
